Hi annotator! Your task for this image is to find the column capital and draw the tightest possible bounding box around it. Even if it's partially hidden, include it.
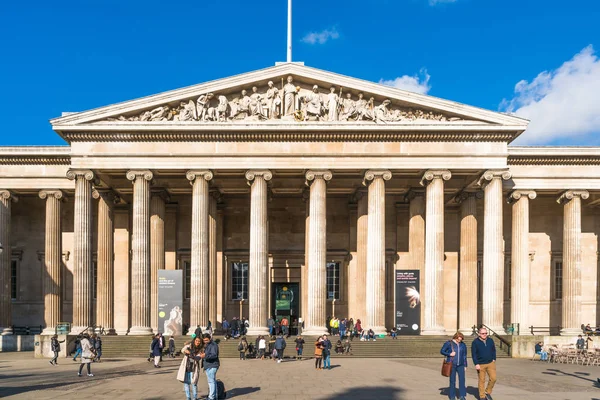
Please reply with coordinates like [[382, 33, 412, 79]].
[[92, 188, 120, 204], [305, 170, 332, 185], [186, 170, 213, 182], [405, 189, 425, 202], [454, 190, 483, 204], [477, 169, 512, 187], [0, 190, 18, 203], [66, 169, 94, 181], [126, 170, 153, 182], [557, 190, 589, 205], [245, 169, 272, 183], [507, 190, 537, 203], [419, 170, 451, 187], [363, 169, 391, 186], [39, 190, 65, 201], [150, 188, 171, 203]]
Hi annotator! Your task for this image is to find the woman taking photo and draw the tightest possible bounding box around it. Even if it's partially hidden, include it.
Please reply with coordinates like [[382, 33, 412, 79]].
[[177, 336, 204, 400], [440, 332, 468, 400], [314, 337, 324, 370]]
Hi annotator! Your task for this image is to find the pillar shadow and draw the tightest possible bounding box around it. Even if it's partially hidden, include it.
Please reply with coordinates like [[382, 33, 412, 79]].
[[317, 386, 405, 400], [226, 386, 261, 398]]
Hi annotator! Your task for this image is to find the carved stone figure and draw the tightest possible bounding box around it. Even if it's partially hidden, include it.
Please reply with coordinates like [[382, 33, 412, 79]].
[[178, 100, 197, 121], [340, 93, 357, 121], [266, 81, 281, 119], [327, 87, 339, 121], [304, 85, 323, 120], [250, 86, 266, 119], [283, 76, 297, 117], [217, 95, 229, 122], [230, 90, 252, 120], [197, 93, 215, 121]]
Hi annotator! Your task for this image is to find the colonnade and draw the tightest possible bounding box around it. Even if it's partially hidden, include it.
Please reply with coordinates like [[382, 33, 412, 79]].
[[0, 168, 591, 335]]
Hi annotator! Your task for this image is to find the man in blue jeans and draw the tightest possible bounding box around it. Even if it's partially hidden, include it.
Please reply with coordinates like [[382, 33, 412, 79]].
[[200, 333, 220, 400], [322, 334, 332, 370]]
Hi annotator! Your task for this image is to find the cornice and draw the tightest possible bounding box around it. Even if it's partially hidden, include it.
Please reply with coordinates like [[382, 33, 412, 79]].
[[58, 129, 516, 143], [508, 155, 600, 166]]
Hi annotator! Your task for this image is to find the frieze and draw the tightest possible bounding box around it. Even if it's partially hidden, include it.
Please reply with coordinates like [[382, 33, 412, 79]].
[[104, 75, 465, 124]]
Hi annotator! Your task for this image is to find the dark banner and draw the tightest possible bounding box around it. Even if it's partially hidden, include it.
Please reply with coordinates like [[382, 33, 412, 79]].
[[395, 270, 421, 335], [158, 270, 183, 336]]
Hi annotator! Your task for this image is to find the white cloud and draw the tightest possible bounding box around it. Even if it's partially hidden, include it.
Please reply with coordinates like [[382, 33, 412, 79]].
[[429, 0, 457, 5], [301, 28, 340, 45], [501, 45, 600, 145], [379, 69, 431, 94]]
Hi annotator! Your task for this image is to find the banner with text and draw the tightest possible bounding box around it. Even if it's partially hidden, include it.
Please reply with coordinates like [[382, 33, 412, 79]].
[[395, 270, 421, 335], [158, 270, 183, 336]]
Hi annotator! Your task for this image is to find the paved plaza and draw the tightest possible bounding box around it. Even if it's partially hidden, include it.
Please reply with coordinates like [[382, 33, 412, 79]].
[[1, 353, 600, 399]]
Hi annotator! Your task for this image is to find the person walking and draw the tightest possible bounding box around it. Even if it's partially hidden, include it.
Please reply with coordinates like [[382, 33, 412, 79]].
[[258, 335, 266, 360], [441, 332, 468, 400], [94, 335, 102, 362], [238, 336, 248, 360], [151, 334, 163, 368], [275, 332, 286, 363], [322, 334, 332, 370], [200, 333, 220, 400], [314, 337, 324, 370], [339, 318, 346, 338], [77, 334, 94, 377], [267, 316, 275, 336], [169, 336, 176, 358], [222, 318, 230, 339], [281, 316, 289, 337], [472, 327, 497, 400], [72, 336, 82, 361], [177, 336, 204, 400], [49, 335, 65, 366], [295, 335, 305, 360]]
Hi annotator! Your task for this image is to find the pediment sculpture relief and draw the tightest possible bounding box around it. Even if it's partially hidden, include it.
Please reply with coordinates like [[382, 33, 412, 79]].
[[106, 75, 464, 124]]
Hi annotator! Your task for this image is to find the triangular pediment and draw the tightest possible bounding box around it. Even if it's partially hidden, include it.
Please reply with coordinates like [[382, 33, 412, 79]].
[[51, 63, 528, 132]]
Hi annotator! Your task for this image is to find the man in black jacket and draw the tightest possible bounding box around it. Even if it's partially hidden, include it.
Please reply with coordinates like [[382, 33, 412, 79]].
[[200, 333, 220, 400], [274, 333, 286, 363]]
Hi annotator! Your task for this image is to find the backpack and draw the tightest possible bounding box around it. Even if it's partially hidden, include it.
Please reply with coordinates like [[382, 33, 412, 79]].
[[217, 379, 226, 399]]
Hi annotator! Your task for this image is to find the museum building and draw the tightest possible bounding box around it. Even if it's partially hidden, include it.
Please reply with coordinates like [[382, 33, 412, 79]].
[[0, 63, 597, 337]]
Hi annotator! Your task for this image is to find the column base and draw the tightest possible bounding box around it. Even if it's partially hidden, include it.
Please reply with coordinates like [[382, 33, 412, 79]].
[[0, 326, 13, 335], [114, 329, 129, 336], [371, 326, 388, 336], [302, 327, 329, 336], [128, 326, 154, 335], [421, 327, 447, 336], [41, 327, 57, 335], [560, 328, 582, 336], [246, 327, 269, 336]]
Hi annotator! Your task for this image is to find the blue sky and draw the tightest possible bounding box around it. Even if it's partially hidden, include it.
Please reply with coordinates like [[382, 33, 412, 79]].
[[1, 0, 599, 146]]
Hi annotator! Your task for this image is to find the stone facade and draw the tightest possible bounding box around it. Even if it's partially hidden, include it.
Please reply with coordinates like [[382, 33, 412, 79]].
[[1, 63, 598, 336]]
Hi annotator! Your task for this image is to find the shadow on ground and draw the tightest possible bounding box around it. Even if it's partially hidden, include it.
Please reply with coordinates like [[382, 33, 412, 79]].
[[318, 386, 406, 400], [438, 385, 480, 398], [226, 386, 261, 398]]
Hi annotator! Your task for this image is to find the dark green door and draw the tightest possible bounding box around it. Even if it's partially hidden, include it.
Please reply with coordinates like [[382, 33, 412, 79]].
[[272, 283, 300, 332]]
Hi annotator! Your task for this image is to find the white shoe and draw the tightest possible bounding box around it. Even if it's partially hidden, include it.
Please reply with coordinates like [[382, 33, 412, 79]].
[[277, 360, 281, 363], [77, 373, 82, 377], [87, 373, 94, 377]]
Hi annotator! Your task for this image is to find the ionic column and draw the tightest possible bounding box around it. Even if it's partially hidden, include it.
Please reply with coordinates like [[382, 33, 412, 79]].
[[150, 190, 168, 333], [126, 170, 153, 335], [209, 190, 220, 329], [356, 191, 368, 322], [245, 170, 272, 335], [304, 170, 332, 335], [478, 169, 511, 334], [66, 170, 94, 334], [557, 190, 589, 335], [39, 190, 64, 335], [364, 170, 391, 334], [0, 190, 17, 334], [186, 170, 213, 329], [420, 170, 451, 335], [455, 191, 482, 334], [93, 189, 119, 334], [302, 189, 310, 323], [508, 190, 536, 334]]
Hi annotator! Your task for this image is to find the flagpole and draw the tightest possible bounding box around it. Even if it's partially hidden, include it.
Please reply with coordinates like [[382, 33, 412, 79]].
[[287, 0, 292, 62]]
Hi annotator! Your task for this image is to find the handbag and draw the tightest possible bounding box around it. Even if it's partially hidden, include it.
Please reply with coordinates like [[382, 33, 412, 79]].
[[441, 341, 454, 377]]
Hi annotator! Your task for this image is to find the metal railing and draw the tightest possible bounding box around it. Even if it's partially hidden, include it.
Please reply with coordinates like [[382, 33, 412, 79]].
[[529, 326, 561, 335], [479, 324, 512, 355]]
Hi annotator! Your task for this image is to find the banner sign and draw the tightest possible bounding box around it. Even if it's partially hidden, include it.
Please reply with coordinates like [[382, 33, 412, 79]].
[[158, 270, 183, 336], [395, 270, 421, 335]]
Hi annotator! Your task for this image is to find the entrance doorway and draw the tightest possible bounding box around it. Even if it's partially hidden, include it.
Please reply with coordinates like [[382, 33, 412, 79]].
[[271, 282, 300, 335]]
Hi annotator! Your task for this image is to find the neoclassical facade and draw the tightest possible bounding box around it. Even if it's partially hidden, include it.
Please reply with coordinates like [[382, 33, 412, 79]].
[[0, 63, 598, 336]]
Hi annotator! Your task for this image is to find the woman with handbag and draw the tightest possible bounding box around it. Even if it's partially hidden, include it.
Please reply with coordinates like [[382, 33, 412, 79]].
[[440, 332, 468, 400], [177, 336, 204, 400]]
